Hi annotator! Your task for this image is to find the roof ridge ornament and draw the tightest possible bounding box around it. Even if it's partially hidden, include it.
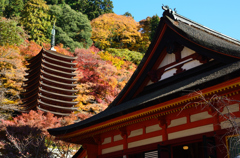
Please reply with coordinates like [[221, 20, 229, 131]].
[[162, 5, 177, 20], [50, 21, 56, 51]]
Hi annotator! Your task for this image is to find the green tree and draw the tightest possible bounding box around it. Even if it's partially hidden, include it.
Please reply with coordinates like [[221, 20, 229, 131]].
[[0, 0, 9, 16], [49, 4, 92, 51], [45, 0, 65, 5], [20, 0, 51, 45], [3, 0, 24, 18], [0, 18, 27, 46], [67, 0, 114, 20], [150, 14, 160, 41], [123, 11, 134, 19]]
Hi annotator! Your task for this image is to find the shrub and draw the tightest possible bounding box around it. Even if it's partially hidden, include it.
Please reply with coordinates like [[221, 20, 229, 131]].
[[106, 48, 144, 65]]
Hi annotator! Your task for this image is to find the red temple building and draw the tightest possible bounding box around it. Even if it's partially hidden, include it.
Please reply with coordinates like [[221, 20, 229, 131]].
[[48, 6, 240, 157], [21, 48, 78, 116]]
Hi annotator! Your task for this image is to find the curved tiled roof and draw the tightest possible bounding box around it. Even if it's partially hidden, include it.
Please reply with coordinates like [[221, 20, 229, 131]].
[[39, 94, 78, 105], [40, 82, 77, 93], [38, 107, 71, 116], [42, 59, 77, 72], [39, 88, 77, 99], [41, 64, 76, 77], [38, 100, 78, 110], [41, 70, 76, 82], [43, 48, 77, 60], [26, 52, 42, 63], [43, 54, 76, 66], [40, 76, 77, 87]]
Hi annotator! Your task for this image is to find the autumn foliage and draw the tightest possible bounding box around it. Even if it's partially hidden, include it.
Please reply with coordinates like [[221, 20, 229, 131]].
[[0, 110, 89, 157], [91, 13, 150, 52], [74, 47, 136, 112]]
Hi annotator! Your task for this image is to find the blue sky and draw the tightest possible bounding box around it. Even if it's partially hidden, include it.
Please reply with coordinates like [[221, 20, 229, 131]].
[[112, 0, 240, 40]]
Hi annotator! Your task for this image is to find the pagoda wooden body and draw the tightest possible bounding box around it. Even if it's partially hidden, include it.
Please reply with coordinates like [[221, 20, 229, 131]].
[[49, 7, 240, 158], [21, 48, 78, 116]]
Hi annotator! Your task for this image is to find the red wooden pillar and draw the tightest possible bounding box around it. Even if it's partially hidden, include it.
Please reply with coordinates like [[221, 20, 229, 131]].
[[93, 135, 104, 156], [213, 113, 221, 131], [158, 118, 171, 141], [208, 105, 221, 131], [83, 144, 98, 158], [119, 127, 130, 157]]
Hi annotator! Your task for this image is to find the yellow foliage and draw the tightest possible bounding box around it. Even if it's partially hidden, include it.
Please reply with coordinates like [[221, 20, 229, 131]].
[[91, 13, 149, 52], [2, 99, 15, 104], [98, 51, 125, 70], [0, 45, 26, 106]]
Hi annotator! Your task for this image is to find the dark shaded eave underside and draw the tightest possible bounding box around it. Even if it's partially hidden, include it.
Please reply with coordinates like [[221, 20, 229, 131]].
[[48, 60, 240, 136]]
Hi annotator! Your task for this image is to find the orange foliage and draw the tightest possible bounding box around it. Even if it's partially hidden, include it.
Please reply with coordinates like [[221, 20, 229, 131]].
[[91, 13, 150, 52], [19, 40, 42, 59], [0, 45, 26, 105]]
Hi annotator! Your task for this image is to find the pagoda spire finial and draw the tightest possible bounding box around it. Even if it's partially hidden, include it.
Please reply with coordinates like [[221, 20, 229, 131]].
[[50, 21, 56, 51]]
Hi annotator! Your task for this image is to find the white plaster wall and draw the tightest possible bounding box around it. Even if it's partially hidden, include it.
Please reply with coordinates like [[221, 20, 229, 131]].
[[129, 128, 143, 138], [222, 103, 239, 114], [221, 118, 240, 129], [158, 53, 175, 68], [114, 134, 123, 141], [102, 137, 111, 144], [190, 111, 212, 122], [160, 68, 177, 81], [181, 47, 195, 58], [128, 136, 162, 148], [168, 124, 214, 140], [147, 80, 154, 86], [168, 117, 187, 128], [102, 145, 123, 154], [146, 124, 162, 133], [181, 60, 202, 71]]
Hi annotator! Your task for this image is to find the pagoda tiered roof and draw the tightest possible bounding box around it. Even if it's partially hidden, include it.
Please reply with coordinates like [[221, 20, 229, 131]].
[[20, 48, 78, 116]]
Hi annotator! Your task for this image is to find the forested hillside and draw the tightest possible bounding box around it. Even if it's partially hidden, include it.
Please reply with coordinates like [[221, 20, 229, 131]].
[[0, 0, 160, 156]]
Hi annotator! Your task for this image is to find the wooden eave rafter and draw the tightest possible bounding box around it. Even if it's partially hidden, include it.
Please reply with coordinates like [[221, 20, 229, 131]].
[[40, 70, 76, 82], [42, 59, 77, 72], [39, 94, 78, 104], [38, 100, 78, 110], [43, 48, 77, 60], [37, 107, 71, 116], [20, 102, 38, 111], [25, 64, 41, 74], [24, 69, 40, 79], [22, 85, 38, 95], [42, 64, 76, 77], [52, 76, 240, 142], [40, 76, 77, 87], [40, 82, 77, 93], [22, 81, 39, 91], [21, 90, 38, 101], [43, 54, 76, 66], [20, 97, 38, 107], [39, 87, 77, 99], [24, 73, 40, 84], [26, 51, 42, 63]]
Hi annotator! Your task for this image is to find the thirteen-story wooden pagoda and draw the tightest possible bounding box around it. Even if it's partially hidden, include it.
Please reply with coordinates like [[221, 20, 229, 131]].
[[21, 48, 78, 116]]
